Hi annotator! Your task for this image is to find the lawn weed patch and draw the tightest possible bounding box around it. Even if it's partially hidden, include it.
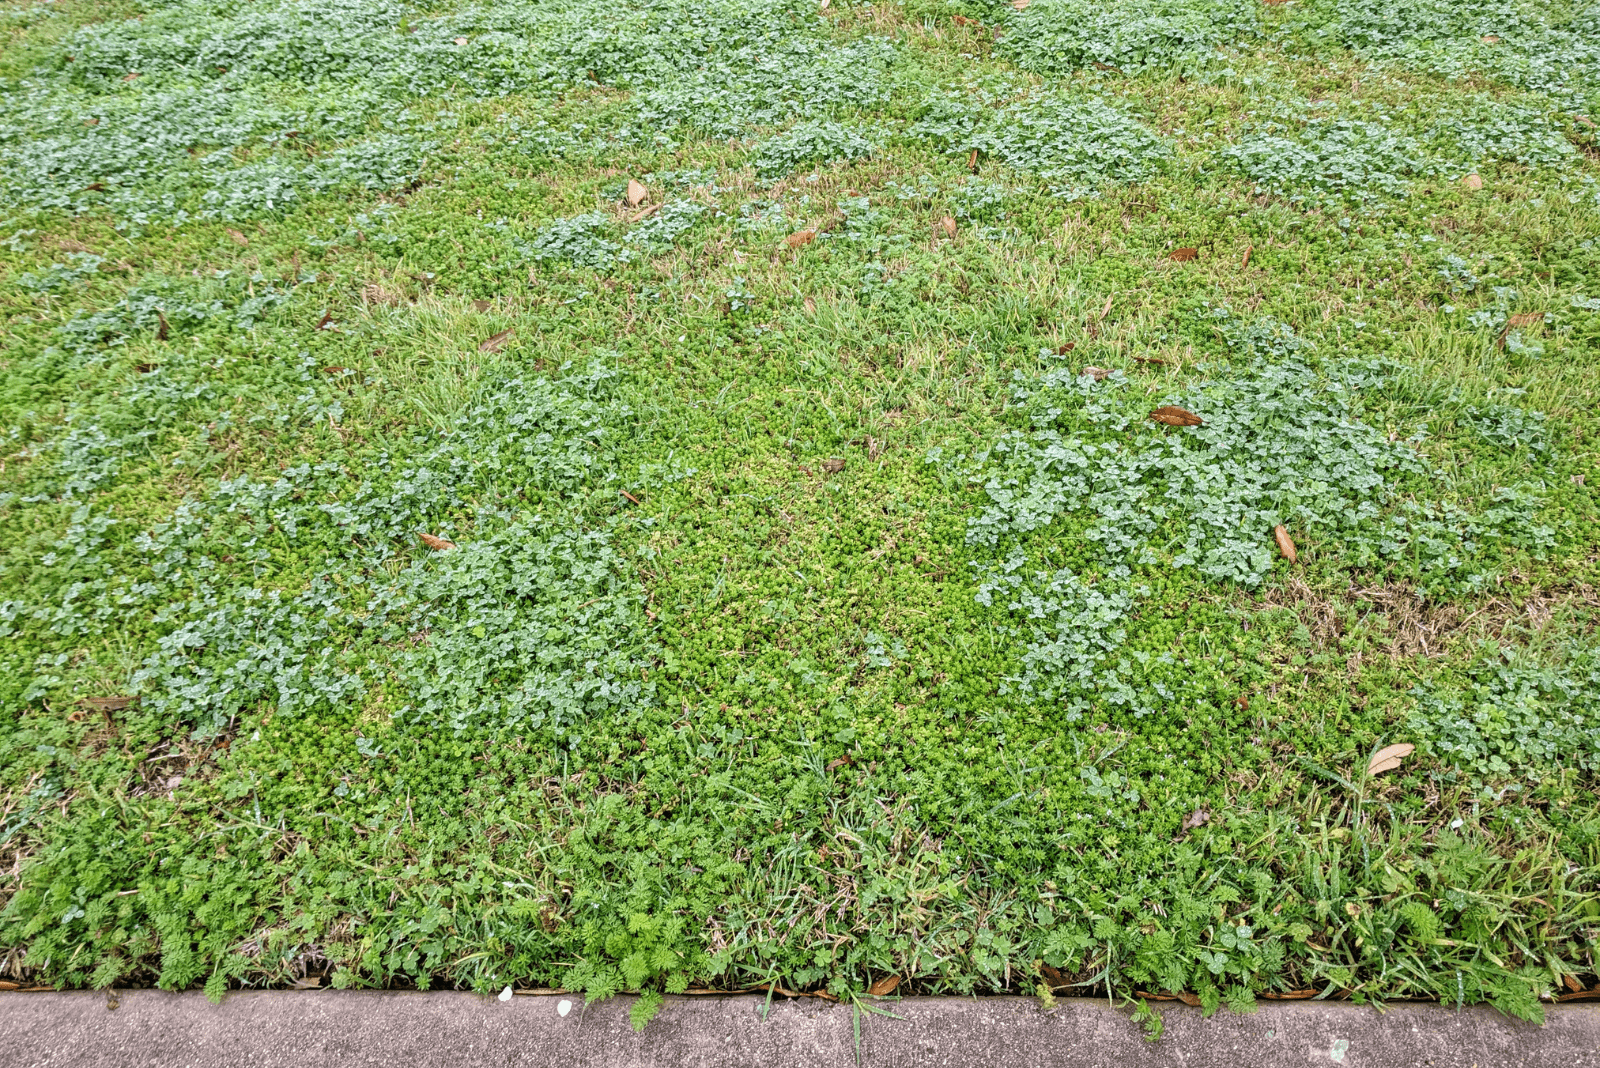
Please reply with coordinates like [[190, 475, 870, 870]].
[[1, 0, 1599, 1029]]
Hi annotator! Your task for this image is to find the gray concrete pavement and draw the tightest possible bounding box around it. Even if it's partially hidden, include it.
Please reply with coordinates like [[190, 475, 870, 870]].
[[2, 990, 1597, 1068]]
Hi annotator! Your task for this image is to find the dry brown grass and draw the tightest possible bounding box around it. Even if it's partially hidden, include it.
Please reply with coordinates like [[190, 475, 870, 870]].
[[1260, 577, 1600, 661]]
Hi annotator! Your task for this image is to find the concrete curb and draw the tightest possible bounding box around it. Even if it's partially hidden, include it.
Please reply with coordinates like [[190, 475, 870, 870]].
[[2, 991, 1597, 1068]]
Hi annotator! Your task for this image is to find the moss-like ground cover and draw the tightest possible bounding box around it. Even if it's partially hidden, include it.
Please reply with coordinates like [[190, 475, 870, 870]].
[[2, 0, 1599, 1027]]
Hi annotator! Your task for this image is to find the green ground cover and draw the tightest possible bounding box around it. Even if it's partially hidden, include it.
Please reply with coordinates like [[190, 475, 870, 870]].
[[2, 0, 1599, 1027]]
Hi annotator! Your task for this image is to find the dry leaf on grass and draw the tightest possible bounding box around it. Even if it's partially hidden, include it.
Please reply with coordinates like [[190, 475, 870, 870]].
[[867, 976, 900, 997], [626, 179, 647, 206], [453, 36, 469, 45], [1011, 0, 1029, 9], [77, 695, 136, 713], [938, 216, 958, 238], [1149, 405, 1202, 427], [1056, 342, 1076, 354], [952, 13, 977, 24], [479, 328, 514, 353], [1175, 992, 1201, 1006], [1169, 247, 1198, 262], [1098, 295, 1114, 320], [121, 72, 139, 81], [1480, 34, 1501, 44], [1462, 173, 1484, 191], [1506, 312, 1544, 328], [629, 202, 662, 223], [321, 365, 349, 375], [419, 533, 456, 551], [471, 299, 493, 312], [804, 296, 817, 314], [362, 283, 405, 306], [225, 228, 249, 247], [786, 230, 816, 248], [156, 310, 170, 341], [1181, 808, 1209, 832], [967, 148, 979, 172], [1241, 245, 1253, 269], [821, 458, 846, 474], [1274, 524, 1297, 563], [1367, 742, 1414, 776], [1081, 366, 1112, 381]]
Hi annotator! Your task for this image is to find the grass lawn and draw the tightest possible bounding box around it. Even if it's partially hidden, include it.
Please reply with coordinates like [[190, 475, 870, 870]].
[[3, 0, 1600, 1028]]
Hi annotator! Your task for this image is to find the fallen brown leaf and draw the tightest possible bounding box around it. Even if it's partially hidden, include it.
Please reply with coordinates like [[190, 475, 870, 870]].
[[1169, 247, 1198, 262], [821, 458, 846, 474], [315, 310, 334, 330], [1236, 694, 1249, 712], [472, 299, 492, 312], [1057, 342, 1076, 354], [786, 229, 816, 248], [420, 533, 456, 551], [1558, 986, 1600, 1002], [1011, 0, 1029, 9], [826, 756, 849, 771], [226, 228, 249, 247], [626, 179, 647, 207], [967, 148, 979, 172], [629, 202, 662, 223], [1181, 807, 1209, 832], [1098, 295, 1114, 320], [804, 296, 817, 314], [1040, 964, 1067, 990], [1578, 115, 1596, 129], [620, 490, 641, 505], [1506, 312, 1544, 329], [1150, 405, 1202, 427], [1133, 355, 1166, 367], [1241, 244, 1253, 269], [156, 310, 170, 341], [479, 328, 514, 353], [1367, 742, 1414, 776], [1175, 992, 1201, 1007], [952, 13, 976, 25], [289, 976, 322, 989], [938, 216, 958, 238], [77, 696, 136, 713], [362, 282, 405, 306], [133, 362, 156, 373], [321, 365, 349, 374], [1480, 34, 1500, 44], [1273, 524, 1297, 563], [1081, 366, 1112, 381], [868, 976, 900, 997], [1462, 172, 1484, 191], [121, 72, 139, 81], [1564, 974, 1583, 993]]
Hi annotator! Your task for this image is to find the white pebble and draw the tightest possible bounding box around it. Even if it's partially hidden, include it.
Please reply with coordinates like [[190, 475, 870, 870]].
[[557, 999, 573, 1017], [498, 986, 513, 1002]]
